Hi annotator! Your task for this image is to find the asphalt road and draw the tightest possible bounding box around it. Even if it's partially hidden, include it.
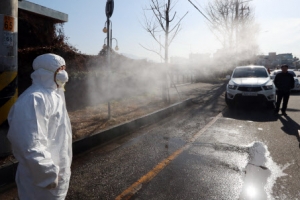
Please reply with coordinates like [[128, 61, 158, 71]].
[[2, 86, 300, 200]]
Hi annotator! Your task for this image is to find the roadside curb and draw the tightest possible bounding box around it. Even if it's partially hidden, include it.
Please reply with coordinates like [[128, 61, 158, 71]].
[[73, 98, 193, 155], [0, 97, 194, 190]]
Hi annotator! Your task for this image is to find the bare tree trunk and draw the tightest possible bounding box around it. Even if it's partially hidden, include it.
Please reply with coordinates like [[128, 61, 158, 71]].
[[163, 0, 170, 103]]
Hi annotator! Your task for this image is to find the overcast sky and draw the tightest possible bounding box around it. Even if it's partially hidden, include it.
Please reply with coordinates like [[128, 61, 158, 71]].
[[27, 0, 300, 62]]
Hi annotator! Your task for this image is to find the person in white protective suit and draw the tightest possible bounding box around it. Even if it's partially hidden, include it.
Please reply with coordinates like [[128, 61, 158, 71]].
[[7, 53, 72, 200]]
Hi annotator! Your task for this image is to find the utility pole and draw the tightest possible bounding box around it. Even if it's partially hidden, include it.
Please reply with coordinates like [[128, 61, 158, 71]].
[[0, 0, 18, 157], [105, 0, 114, 119], [106, 18, 111, 119]]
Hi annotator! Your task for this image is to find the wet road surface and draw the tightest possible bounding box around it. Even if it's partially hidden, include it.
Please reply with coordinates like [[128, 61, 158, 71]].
[[2, 88, 300, 200]]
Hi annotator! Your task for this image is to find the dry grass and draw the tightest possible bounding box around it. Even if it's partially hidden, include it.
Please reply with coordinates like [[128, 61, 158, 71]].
[[69, 94, 179, 140]]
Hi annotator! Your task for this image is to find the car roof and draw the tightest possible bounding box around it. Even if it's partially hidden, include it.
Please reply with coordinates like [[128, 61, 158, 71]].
[[272, 69, 295, 74], [271, 70, 296, 77], [235, 65, 265, 69], [273, 69, 294, 72]]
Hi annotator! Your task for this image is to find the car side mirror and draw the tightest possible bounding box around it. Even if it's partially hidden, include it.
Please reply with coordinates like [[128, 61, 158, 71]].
[[225, 75, 231, 80]]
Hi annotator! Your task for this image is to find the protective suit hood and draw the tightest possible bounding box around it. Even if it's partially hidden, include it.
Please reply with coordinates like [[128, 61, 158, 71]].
[[33, 53, 65, 72], [31, 53, 66, 90]]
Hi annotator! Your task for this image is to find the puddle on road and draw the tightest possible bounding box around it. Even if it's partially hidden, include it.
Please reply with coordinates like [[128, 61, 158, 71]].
[[240, 142, 292, 200], [240, 142, 270, 199]]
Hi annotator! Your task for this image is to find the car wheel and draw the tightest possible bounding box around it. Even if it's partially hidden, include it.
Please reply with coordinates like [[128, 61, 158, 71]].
[[225, 92, 234, 108]]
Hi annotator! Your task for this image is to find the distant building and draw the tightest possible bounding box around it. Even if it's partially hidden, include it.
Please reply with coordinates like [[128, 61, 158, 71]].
[[277, 53, 293, 68], [255, 52, 294, 69]]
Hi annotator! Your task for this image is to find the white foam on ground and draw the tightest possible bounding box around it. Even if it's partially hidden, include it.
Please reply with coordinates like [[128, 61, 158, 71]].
[[265, 152, 293, 200], [246, 141, 292, 200]]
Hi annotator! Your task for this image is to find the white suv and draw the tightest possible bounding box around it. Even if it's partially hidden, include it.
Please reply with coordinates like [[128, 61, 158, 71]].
[[225, 65, 276, 108]]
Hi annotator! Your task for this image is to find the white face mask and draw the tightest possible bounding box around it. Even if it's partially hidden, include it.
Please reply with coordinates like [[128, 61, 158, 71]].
[[55, 70, 68, 88]]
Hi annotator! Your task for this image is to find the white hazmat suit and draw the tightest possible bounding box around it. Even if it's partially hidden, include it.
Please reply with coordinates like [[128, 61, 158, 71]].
[[7, 53, 72, 200]]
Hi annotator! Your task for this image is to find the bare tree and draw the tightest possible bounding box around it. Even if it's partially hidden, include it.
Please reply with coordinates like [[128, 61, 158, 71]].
[[141, 0, 188, 64], [205, 0, 259, 58], [141, 0, 188, 103]]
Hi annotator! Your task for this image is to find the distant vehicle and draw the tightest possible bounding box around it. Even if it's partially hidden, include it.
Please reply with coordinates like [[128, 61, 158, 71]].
[[225, 65, 276, 108], [270, 69, 300, 91]]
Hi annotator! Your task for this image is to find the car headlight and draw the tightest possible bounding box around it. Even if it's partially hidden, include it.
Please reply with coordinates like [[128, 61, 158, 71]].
[[228, 84, 237, 90], [263, 85, 273, 90]]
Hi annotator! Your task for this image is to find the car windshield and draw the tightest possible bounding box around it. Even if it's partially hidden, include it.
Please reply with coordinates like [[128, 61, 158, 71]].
[[232, 68, 268, 78]]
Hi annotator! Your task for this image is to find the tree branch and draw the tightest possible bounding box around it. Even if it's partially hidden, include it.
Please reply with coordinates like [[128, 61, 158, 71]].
[[139, 43, 164, 60], [169, 11, 188, 33]]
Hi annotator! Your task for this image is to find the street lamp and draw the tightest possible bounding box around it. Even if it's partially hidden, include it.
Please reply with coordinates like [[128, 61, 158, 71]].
[[102, 20, 111, 33], [112, 38, 119, 51], [103, 37, 119, 51], [103, 26, 107, 33]]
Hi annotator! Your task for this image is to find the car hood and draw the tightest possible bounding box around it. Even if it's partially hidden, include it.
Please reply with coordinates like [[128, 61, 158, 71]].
[[230, 78, 271, 86]]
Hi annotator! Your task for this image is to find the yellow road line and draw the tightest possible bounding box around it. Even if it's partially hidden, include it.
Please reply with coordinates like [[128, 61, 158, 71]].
[[115, 112, 222, 200], [115, 147, 184, 200]]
